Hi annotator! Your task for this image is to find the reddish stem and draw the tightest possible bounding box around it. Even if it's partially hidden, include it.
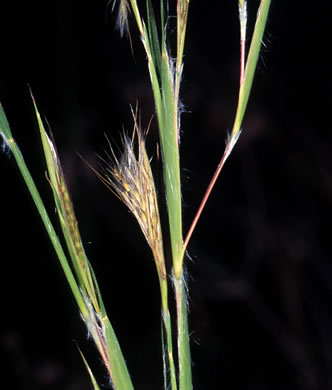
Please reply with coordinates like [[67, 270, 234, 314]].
[[182, 140, 233, 255]]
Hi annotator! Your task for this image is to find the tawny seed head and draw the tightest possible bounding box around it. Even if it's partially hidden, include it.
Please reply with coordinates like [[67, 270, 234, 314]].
[[101, 122, 166, 280]]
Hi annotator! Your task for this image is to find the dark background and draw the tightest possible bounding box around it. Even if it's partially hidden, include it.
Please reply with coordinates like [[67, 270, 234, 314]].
[[1, 1, 331, 389]]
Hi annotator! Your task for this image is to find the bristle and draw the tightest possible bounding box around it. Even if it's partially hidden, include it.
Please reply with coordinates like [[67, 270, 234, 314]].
[[116, 0, 131, 37]]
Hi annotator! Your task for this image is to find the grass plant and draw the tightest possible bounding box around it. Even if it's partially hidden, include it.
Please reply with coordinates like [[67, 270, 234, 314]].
[[0, 1, 271, 389]]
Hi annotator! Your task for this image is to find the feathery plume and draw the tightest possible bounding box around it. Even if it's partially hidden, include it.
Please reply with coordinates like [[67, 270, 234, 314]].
[[100, 115, 166, 281], [110, 0, 131, 37]]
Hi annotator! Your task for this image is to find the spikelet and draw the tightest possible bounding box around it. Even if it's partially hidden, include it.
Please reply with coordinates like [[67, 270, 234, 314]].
[[100, 117, 166, 280], [110, 0, 131, 37]]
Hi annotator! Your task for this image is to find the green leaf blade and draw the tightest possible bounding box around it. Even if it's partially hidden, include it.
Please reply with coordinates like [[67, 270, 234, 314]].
[[232, 0, 271, 136], [103, 315, 134, 390]]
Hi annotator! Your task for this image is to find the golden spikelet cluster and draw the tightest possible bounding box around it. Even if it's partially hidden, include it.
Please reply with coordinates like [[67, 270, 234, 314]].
[[100, 121, 166, 281]]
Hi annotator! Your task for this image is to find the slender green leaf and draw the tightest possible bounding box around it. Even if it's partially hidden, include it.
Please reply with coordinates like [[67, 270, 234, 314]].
[[232, 0, 271, 136], [103, 314, 134, 390], [159, 50, 183, 278], [77, 345, 102, 390], [146, 0, 162, 77]]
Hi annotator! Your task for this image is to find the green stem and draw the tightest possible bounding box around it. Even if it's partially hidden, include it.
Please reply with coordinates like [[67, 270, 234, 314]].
[[174, 273, 192, 390], [159, 276, 177, 390], [162, 308, 178, 390]]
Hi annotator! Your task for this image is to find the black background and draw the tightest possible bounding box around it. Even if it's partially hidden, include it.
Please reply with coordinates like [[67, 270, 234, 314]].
[[1, 1, 331, 389]]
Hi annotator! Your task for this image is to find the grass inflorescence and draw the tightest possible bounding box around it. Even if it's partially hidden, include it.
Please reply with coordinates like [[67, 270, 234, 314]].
[[0, 1, 271, 389], [99, 122, 166, 283]]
